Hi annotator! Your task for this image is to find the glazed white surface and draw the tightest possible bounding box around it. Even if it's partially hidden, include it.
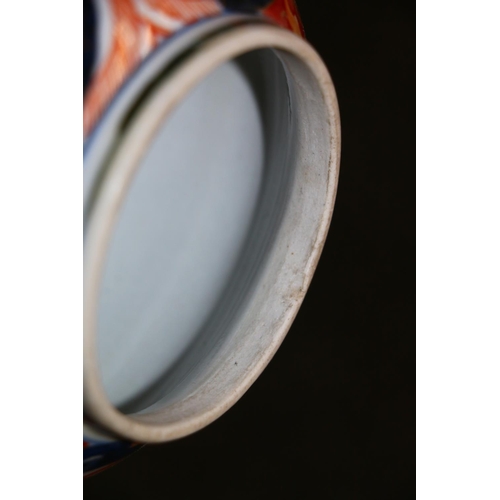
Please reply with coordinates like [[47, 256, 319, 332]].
[[97, 59, 264, 408]]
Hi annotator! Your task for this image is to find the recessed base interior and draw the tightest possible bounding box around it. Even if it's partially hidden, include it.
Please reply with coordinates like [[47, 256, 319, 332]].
[[97, 49, 294, 413]]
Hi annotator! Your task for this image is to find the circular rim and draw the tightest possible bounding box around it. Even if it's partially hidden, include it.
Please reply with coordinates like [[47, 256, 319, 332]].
[[83, 23, 341, 443]]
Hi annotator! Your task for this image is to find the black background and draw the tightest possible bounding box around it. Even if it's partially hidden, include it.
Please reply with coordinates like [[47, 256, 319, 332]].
[[85, 1, 415, 497]]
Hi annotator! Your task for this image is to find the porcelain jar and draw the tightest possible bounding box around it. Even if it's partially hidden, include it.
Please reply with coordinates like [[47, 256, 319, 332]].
[[83, 0, 340, 476]]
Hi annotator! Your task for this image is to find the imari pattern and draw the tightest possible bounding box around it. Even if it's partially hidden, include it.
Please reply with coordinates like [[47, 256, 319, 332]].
[[83, 0, 303, 137]]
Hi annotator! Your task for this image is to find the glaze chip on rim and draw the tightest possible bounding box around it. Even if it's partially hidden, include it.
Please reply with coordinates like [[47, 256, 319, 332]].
[[84, 23, 341, 443]]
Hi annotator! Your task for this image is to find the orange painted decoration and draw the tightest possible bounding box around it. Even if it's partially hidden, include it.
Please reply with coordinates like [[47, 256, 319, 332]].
[[83, 0, 304, 139], [262, 0, 304, 38]]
